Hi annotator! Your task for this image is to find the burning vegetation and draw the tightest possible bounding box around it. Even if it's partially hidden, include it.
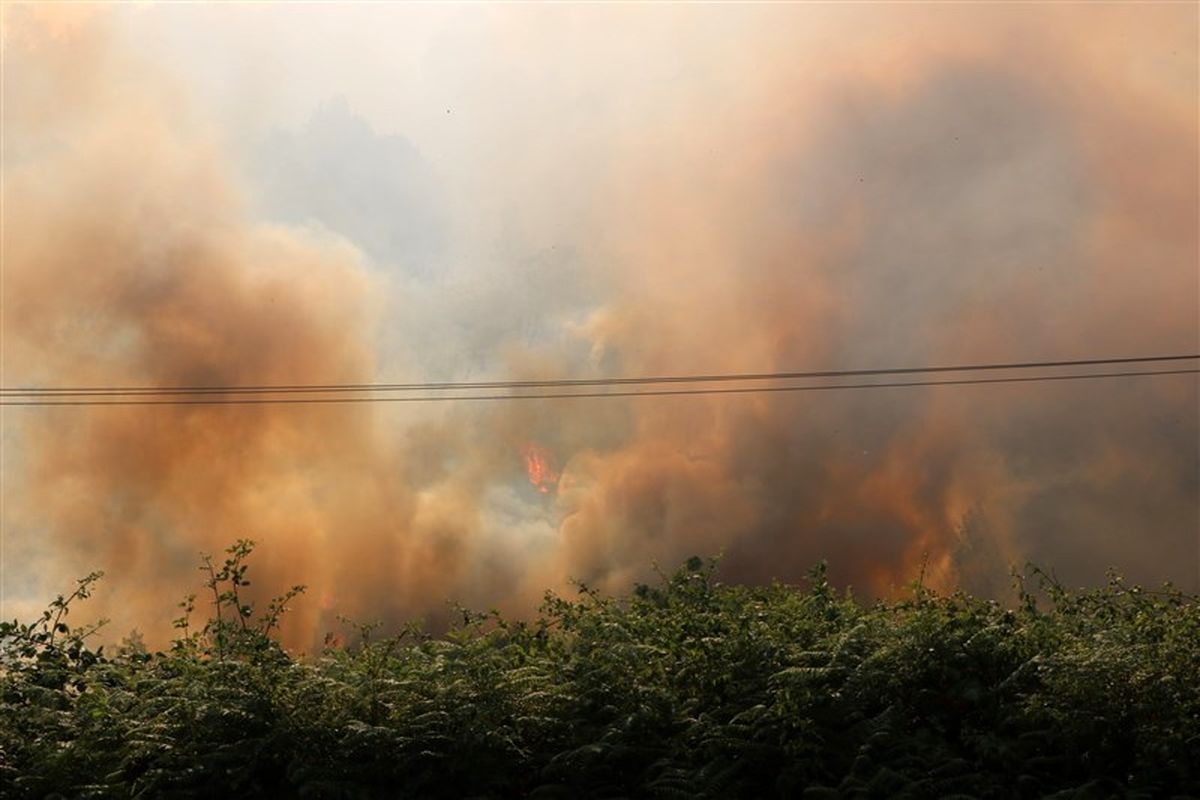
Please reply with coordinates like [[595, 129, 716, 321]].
[[521, 443, 559, 495]]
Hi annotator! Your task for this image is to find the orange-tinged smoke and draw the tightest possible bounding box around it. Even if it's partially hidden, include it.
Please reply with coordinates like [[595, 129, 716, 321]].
[[489, 1, 1198, 600], [2, 8, 428, 647], [1, 4, 1196, 649]]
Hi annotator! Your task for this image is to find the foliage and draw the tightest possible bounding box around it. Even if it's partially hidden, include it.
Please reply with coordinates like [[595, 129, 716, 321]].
[[2, 545, 1198, 798]]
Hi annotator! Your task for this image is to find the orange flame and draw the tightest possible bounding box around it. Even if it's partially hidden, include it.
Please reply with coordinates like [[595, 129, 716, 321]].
[[521, 443, 559, 494]]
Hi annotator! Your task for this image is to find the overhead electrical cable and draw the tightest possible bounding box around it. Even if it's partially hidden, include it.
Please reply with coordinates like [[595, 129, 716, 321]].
[[1, 367, 1195, 407], [0, 353, 1196, 399]]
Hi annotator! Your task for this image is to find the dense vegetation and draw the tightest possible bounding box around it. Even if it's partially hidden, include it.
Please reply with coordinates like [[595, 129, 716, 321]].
[[2, 542, 1198, 799]]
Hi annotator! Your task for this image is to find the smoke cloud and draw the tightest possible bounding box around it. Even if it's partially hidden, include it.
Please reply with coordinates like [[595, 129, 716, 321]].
[[2, 4, 1196, 648]]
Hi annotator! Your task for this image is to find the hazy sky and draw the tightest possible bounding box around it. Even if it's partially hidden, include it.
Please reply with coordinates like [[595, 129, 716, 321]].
[[3, 2, 1197, 648]]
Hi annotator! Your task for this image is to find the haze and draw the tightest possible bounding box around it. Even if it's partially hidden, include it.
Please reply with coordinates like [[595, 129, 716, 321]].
[[2, 2, 1197, 649]]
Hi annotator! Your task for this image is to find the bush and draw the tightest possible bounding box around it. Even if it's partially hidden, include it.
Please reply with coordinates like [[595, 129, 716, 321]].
[[2, 545, 1197, 798]]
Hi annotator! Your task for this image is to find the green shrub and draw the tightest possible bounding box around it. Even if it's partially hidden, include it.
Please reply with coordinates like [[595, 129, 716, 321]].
[[2, 544, 1197, 798]]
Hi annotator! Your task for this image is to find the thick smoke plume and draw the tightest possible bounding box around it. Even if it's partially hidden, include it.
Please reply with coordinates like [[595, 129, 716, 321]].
[[3, 8, 424, 646], [2, 4, 1196, 647], [533, 5, 1200, 599]]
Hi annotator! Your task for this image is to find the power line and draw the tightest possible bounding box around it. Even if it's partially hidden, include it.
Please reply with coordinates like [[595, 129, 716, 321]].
[[1, 353, 1196, 398], [1, 367, 1195, 407]]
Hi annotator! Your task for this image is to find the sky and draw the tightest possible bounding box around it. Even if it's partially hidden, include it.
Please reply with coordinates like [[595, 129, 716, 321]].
[[2, 2, 1197, 649]]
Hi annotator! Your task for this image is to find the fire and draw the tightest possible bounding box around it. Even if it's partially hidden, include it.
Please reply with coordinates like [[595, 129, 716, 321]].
[[521, 443, 559, 494]]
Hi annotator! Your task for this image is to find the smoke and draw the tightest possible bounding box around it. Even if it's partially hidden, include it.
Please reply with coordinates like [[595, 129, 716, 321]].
[[2, 4, 1196, 647], [558, 5, 1196, 596], [2, 7, 429, 646], [459, 3, 1199, 599]]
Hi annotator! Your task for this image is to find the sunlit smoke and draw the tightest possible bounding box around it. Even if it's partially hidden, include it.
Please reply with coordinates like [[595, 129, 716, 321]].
[[2, 3, 1196, 649]]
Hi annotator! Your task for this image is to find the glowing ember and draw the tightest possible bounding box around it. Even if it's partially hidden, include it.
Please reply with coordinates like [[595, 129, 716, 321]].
[[521, 443, 559, 494]]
